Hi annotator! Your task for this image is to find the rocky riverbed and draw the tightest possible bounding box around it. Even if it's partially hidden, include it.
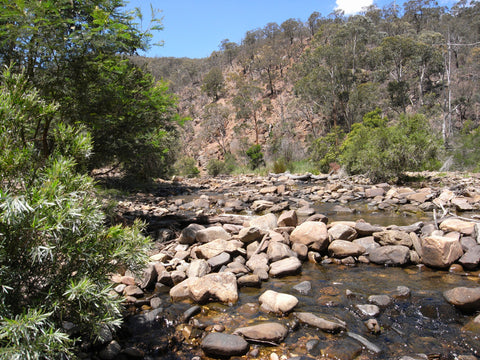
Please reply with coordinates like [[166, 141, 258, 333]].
[[96, 172, 480, 360]]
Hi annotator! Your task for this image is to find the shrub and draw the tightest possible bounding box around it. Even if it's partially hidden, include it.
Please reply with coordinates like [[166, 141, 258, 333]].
[[272, 158, 288, 173], [452, 122, 480, 171], [175, 157, 200, 178], [0, 69, 150, 357], [310, 126, 345, 173], [207, 159, 225, 176], [246, 144, 264, 170], [340, 109, 442, 182]]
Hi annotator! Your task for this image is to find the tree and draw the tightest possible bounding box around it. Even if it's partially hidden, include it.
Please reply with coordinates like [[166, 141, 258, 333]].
[[0, 68, 150, 357], [233, 80, 264, 144], [201, 67, 224, 101], [0, 0, 179, 178], [201, 103, 230, 155]]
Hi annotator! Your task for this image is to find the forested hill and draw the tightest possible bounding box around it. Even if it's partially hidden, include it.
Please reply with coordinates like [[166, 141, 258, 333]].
[[132, 1, 480, 175]]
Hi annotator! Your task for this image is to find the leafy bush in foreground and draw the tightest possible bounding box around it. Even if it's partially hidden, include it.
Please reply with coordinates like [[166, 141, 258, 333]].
[[0, 69, 150, 358]]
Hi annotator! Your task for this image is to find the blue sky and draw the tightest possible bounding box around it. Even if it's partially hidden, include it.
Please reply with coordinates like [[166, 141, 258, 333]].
[[123, 0, 453, 59]]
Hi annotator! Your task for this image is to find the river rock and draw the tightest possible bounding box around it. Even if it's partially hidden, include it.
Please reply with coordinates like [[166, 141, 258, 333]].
[[355, 221, 383, 236], [207, 252, 231, 270], [124, 285, 144, 298], [237, 274, 261, 287], [179, 223, 205, 245], [373, 230, 412, 247], [328, 240, 365, 258], [277, 210, 298, 227], [366, 187, 385, 198], [293, 281, 312, 295], [246, 253, 269, 273], [250, 213, 278, 230], [195, 239, 243, 259], [201, 333, 249, 357], [196, 226, 230, 243], [187, 259, 210, 278], [267, 241, 296, 262], [421, 235, 464, 268], [353, 236, 380, 254], [368, 245, 410, 266], [140, 264, 157, 290], [170, 272, 238, 304], [233, 322, 288, 344], [259, 290, 298, 314], [439, 218, 475, 235], [356, 304, 380, 317], [292, 243, 308, 260], [294, 312, 346, 333], [458, 245, 480, 270], [328, 223, 357, 241], [99, 340, 121, 360], [368, 294, 392, 307], [269, 256, 302, 277], [443, 287, 480, 312], [251, 199, 274, 212], [226, 260, 250, 275], [238, 226, 265, 244], [290, 221, 329, 251]]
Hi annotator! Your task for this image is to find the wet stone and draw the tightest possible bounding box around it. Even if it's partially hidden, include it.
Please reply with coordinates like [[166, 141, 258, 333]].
[[293, 280, 312, 295], [201, 333, 249, 357], [233, 322, 288, 344]]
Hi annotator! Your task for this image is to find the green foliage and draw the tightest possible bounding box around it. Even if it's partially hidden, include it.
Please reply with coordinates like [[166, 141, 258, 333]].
[[201, 67, 224, 101], [0, 0, 179, 179], [0, 69, 151, 357], [272, 158, 288, 174], [207, 154, 237, 176], [340, 109, 442, 182], [246, 144, 264, 170], [175, 157, 200, 178], [310, 126, 345, 173], [452, 123, 480, 171]]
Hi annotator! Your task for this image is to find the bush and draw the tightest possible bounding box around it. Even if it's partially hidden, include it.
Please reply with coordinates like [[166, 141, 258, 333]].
[[340, 109, 442, 182], [207, 159, 225, 176], [272, 158, 288, 173], [452, 122, 480, 171], [310, 126, 345, 173], [175, 157, 200, 178], [246, 144, 264, 170], [0, 69, 150, 357]]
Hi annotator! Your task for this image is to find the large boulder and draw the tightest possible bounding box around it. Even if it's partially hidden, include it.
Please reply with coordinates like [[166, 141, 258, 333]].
[[294, 312, 346, 333], [259, 290, 298, 314], [421, 235, 463, 268], [328, 223, 357, 241], [195, 239, 243, 259], [458, 245, 480, 270], [368, 245, 410, 266], [237, 226, 265, 244], [201, 333, 249, 357], [439, 218, 475, 235], [290, 221, 329, 251], [277, 210, 298, 227], [269, 256, 302, 277], [170, 272, 238, 304], [328, 240, 365, 258], [196, 226, 230, 243], [234, 322, 288, 344], [373, 230, 412, 247], [267, 241, 296, 262], [249, 213, 278, 230], [443, 287, 480, 313], [186, 259, 210, 278], [178, 223, 205, 245]]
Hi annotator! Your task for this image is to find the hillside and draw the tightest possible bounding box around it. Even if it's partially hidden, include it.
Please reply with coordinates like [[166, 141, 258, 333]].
[[132, 2, 480, 173]]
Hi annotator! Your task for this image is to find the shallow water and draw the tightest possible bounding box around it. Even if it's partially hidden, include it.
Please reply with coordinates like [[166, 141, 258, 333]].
[[150, 262, 480, 360]]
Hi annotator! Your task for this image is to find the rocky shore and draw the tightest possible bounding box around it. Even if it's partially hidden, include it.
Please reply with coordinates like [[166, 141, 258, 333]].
[[99, 172, 480, 359]]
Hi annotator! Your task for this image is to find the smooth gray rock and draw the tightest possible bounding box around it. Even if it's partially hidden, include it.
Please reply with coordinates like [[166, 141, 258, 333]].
[[293, 281, 312, 295], [269, 256, 302, 277], [259, 290, 298, 314], [294, 312, 346, 333], [443, 287, 480, 312], [201, 333, 249, 357], [234, 322, 288, 344]]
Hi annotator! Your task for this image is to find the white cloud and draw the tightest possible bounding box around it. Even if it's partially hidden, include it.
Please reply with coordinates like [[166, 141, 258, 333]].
[[335, 0, 374, 15]]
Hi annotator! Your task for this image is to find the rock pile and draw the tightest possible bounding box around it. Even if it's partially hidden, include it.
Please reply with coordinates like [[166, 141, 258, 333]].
[[109, 205, 480, 359]]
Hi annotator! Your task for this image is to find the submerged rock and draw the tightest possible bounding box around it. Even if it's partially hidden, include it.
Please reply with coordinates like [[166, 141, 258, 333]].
[[443, 287, 480, 313], [259, 290, 298, 314], [234, 322, 288, 344], [294, 312, 346, 333]]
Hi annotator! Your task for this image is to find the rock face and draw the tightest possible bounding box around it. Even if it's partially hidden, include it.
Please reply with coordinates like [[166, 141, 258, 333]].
[[234, 322, 288, 344], [421, 235, 464, 268], [201, 333, 249, 357], [443, 287, 480, 312], [294, 312, 346, 333], [290, 221, 329, 251], [170, 272, 238, 304], [259, 290, 298, 314]]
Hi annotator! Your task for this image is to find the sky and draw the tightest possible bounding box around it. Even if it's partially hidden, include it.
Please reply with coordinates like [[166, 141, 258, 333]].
[[122, 0, 451, 59]]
